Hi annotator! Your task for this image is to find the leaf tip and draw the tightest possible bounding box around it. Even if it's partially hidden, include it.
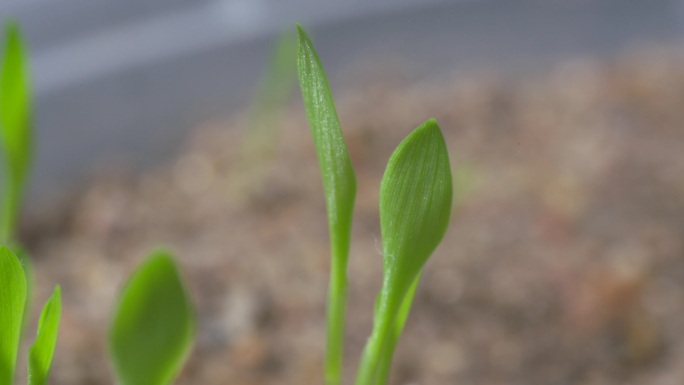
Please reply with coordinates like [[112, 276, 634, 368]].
[[4, 19, 19, 37], [51, 285, 61, 300], [417, 117, 441, 136], [296, 24, 314, 51]]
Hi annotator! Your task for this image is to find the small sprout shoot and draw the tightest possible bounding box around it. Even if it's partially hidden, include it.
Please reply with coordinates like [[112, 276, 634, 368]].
[[0, 21, 33, 244], [28, 285, 62, 385], [242, 27, 297, 168], [356, 119, 453, 385], [109, 250, 195, 385], [0, 245, 27, 385], [297, 24, 357, 385]]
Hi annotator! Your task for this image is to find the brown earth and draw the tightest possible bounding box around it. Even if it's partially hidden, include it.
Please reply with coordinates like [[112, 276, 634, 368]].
[[17, 45, 684, 385]]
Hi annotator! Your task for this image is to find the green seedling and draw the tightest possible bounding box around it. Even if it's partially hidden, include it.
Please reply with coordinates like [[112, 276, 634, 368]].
[[356, 119, 452, 385], [297, 25, 357, 385], [28, 286, 61, 385], [297, 25, 453, 385], [0, 246, 61, 385], [0, 21, 36, 340], [0, 20, 33, 244], [109, 250, 195, 385], [0, 22, 59, 385], [0, 18, 453, 385]]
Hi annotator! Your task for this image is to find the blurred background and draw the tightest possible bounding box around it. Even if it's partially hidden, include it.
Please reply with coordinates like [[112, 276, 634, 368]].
[[4, 0, 684, 384]]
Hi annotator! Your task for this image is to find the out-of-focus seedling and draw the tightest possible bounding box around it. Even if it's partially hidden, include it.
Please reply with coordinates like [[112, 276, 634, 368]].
[[297, 25, 357, 385], [0, 246, 61, 385], [109, 250, 196, 385], [0, 24, 59, 385], [28, 286, 62, 385], [0, 21, 36, 336], [0, 20, 33, 244], [242, 28, 297, 167]]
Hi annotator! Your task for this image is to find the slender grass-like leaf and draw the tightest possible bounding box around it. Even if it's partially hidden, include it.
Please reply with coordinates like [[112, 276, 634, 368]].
[[0, 21, 32, 243], [28, 286, 62, 385], [0, 245, 27, 385], [109, 250, 195, 385], [297, 24, 357, 385], [356, 119, 452, 385]]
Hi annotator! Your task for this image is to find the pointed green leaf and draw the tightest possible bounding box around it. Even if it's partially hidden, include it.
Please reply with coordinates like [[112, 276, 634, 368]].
[[109, 251, 195, 385], [297, 24, 356, 385], [379, 118, 452, 299], [296, 24, 356, 259], [0, 21, 33, 243], [356, 119, 452, 385], [28, 286, 62, 385], [0, 245, 27, 385]]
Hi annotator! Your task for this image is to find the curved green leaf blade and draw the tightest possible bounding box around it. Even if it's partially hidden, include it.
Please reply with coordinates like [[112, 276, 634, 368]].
[[296, 24, 356, 263], [0, 245, 27, 385], [28, 286, 62, 385], [0, 21, 33, 243], [356, 119, 452, 385], [380, 118, 452, 298], [297, 24, 356, 385], [109, 251, 195, 385], [11, 244, 34, 336]]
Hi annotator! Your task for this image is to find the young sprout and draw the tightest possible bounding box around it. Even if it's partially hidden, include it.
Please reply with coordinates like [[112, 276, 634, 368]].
[[0, 245, 27, 385], [0, 20, 33, 244], [297, 25, 357, 385], [241, 27, 297, 169], [109, 250, 195, 385], [0, 246, 62, 385], [28, 285, 62, 385], [356, 119, 453, 385]]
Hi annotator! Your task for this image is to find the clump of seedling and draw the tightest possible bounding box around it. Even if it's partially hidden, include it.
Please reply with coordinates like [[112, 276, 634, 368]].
[[296, 25, 453, 385], [0, 243, 194, 385], [0, 21, 62, 385], [0, 246, 61, 385], [1, 19, 452, 385], [0, 22, 196, 385]]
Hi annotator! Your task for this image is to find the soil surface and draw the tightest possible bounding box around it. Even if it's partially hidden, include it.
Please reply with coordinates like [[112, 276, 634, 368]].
[[18, 45, 684, 384]]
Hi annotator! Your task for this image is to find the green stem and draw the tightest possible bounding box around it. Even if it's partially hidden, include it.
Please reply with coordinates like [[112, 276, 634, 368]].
[[374, 276, 421, 385], [0, 177, 19, 243], [355, 283, 402, 385], [355, 309, 393, 385], [325, 257, 347, 385]]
